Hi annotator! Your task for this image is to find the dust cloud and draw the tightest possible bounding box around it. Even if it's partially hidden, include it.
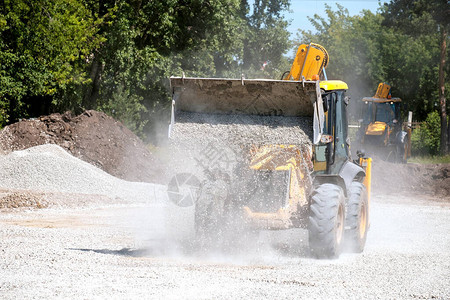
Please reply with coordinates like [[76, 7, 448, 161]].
[[125, 98, 316, 263]]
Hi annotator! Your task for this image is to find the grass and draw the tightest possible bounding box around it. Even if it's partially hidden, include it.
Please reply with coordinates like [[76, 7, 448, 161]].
[[409, 155, 450, 164]]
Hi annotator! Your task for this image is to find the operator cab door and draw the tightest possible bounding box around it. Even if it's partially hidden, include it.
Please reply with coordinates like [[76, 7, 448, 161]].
[[313, 90, 350, 174]]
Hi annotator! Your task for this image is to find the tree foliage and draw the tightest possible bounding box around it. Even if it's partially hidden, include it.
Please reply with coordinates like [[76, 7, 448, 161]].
[[382, 0, 449, 153], [0, 0, 447, 151], [1, 0, 292, 138], [240, 0, 291, 78], [411, 111, 441, 155], [0, 0, 105, 123]]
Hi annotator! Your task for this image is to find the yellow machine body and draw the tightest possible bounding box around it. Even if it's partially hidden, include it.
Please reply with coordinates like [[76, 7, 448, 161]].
[[365, 121, 387, 136], [360, 157, 372, 205], [242, 145, 312, 229], [284, 43, 329, 81], [320, 80, 348, 91], [374, 82, 391, 98], [358, 83, 411, 162]]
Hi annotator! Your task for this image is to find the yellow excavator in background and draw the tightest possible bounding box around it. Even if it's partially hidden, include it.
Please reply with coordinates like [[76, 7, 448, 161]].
[[169, 43, 372, 258], [356, 83, 411, 163]]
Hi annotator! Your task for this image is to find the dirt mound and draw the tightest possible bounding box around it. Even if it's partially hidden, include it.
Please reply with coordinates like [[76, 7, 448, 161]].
[[0, 190, 48, 209], [372, 160, 450, 198], [431, 165, 450, 197], [0, 188, 126, 210], [0, 110, 167, 183]]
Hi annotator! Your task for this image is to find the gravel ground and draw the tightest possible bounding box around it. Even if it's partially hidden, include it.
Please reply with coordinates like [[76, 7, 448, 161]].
[[0, 194, 449, 299]]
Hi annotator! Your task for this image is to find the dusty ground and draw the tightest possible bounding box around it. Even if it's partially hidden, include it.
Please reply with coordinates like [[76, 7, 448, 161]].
[[0, 193, 449, 299], [1, 112, 449, 299], [371, 159, 450, 197]]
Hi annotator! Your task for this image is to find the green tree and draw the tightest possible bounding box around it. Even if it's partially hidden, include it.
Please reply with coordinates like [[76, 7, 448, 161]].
[[411, 110, 441, 155], [0, 0, 104, 126], [77, 0, 248, 137], [79, 0, 291, 138], [239, 0, 291, 79], [382, 0, 449, 154]]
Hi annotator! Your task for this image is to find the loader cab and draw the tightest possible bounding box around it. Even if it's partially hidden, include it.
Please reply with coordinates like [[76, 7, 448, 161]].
[[360, 97, 402, 142], [313, 80, 350, 174], [362, 100, 401, 126]]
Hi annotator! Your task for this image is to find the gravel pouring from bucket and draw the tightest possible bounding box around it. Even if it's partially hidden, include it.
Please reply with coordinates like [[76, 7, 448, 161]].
[[167, 76, 320, 231]]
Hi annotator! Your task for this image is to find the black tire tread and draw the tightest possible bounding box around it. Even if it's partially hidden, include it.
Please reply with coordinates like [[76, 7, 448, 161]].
[[344, 182, 368, 253], [308, 183, 345, 259]]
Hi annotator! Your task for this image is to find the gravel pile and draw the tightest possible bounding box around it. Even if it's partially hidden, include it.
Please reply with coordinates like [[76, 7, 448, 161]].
[[0, 144, 167, 204]]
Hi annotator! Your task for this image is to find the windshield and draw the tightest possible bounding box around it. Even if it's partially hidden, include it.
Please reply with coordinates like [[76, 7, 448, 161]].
[[363, 102, 395, 124], [375, 103, 395, 123]]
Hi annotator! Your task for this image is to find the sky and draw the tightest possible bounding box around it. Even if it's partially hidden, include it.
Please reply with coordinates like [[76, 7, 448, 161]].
[[282, 0, 383, 55], [285, 0, 383, 37]]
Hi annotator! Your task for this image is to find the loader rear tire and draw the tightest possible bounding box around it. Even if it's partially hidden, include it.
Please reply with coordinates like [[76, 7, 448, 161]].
[[344, 182, 368, 253], [308, 183, 345, 259]]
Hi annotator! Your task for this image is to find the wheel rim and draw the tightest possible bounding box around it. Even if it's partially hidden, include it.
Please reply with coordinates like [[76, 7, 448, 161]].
[[336, 205, 344, 245], [359, 202, 367, 238]]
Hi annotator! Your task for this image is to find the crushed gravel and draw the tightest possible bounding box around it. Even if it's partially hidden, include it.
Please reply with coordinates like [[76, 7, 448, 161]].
[[0, 194, 448, 299], [0, 144, 167, 205], [170, 112, 313, 148], [167, 112, 313, 178], [0, 110, 167, 183]]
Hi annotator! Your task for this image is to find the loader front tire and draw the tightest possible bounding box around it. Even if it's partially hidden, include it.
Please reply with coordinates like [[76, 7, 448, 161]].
[[308, 183, 345, 259], [194, 178, 229, 250], [344, 182, 368, 253]]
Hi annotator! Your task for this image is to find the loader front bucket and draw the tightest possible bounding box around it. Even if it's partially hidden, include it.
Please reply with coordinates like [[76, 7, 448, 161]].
[[170, 77, 319, 117]]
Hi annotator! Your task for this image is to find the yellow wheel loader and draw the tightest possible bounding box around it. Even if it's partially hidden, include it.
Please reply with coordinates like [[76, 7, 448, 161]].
[[168, 43, 372, 258], [356, 83, 411, 163]]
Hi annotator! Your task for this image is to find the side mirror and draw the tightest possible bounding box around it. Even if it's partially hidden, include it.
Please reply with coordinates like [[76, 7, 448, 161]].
[[356, 149, 365, 158], [344, 96, 349, 105]]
